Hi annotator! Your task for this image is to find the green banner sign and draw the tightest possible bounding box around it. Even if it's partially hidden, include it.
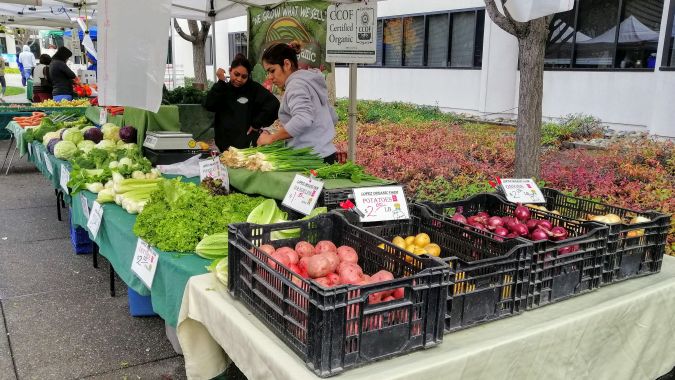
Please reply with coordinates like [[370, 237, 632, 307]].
[[248, 1, 330, 89]]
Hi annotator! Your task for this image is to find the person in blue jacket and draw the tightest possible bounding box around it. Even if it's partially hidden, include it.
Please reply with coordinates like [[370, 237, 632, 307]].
[[86, 53, 97, 76]]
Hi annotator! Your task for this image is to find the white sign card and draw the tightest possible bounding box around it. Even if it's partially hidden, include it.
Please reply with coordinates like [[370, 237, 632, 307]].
[[27, 142, 32, 157], [199, 158, 229, 190], [60, 165, 70, 194], [500, 178, 546, 204], [353, 186, 410, 223], [87, 201, 104, 239], [131, 238, 159, 289], [99, 107, 107, 125], [326, 2, 378, 64], [282, 174, 324, 216], [80, 193, 90, 219], [43, 152, 53, 174]]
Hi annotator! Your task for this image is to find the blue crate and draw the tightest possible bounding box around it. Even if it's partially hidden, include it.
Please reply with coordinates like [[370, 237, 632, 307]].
[[69, 213, 93, 255], [127, 287, 157, 317]]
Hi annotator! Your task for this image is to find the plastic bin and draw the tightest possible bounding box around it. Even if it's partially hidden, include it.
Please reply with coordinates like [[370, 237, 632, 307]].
[[338, 204, 532, 333], [228, 213, 450, 377], [424, 193, 608, 310], [531, 188, 670, 285], [127, 287, 157, 317], [69, 212, 93, 254]]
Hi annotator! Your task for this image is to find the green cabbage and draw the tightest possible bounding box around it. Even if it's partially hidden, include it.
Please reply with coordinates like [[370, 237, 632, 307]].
[[54, 141, 78, 160], [101, 123, 120, 142], [62, 128, 83, 145], [96, 140, 117, 152], [77, 140, 96, 154], [42, 131, 61, 146]]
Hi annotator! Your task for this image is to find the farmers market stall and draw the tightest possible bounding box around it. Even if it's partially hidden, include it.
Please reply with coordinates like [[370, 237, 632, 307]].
[[178, 258, 675, 380]]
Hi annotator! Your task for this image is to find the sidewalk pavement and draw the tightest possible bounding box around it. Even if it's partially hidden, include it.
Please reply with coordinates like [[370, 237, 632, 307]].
[[0, 139, 187, 380]]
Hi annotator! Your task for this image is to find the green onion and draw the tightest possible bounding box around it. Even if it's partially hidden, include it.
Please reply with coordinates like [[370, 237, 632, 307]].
[[220, 141, 326, 172]]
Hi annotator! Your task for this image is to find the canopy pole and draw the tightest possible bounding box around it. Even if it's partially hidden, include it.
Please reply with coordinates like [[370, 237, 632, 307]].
[[211, 15, 217, 82], [347, 63, 357, 162]]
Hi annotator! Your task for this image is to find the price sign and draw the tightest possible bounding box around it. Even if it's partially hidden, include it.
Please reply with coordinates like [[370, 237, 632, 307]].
[[43, 152, 53, 174], [282, 174, 324, 216], [353, 186, 410, 223], [60, 165, 70, 194], [99, 107, 107, 125], [131, 238, 159, 289], [199, 158, 229, 190], [500, 178, 546, 204], [80, 193, 90, 218], [87, 201, 104, 239]]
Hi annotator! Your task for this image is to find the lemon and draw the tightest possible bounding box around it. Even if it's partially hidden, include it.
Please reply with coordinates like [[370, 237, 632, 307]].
[[414, 233, 431, 247], [405, 236, 416, 246], [392, 236, 406, 247], [424, 243, 441, 257]]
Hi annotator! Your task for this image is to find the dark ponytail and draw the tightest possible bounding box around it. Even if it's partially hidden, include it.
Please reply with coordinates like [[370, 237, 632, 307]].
[[231, 53, 252, 74], [261, 41, 302, 70]]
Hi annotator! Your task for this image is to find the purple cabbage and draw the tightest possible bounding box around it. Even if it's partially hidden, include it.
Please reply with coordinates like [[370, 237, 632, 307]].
[[47, 139, 60, 155], [83, 128, 103, 143], [119, 126, 137, 143]]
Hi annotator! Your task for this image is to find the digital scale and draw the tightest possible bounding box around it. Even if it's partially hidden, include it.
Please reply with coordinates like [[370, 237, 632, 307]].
[[142, 131, 204, 166]]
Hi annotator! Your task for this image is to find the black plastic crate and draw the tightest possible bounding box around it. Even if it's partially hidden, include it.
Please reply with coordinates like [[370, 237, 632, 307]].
[[317, 188, 354, 210], [424, 193, 608, 310], [228, 213, 450, 377], [530, 188, 671, 285], [336, 204, 532, 333]]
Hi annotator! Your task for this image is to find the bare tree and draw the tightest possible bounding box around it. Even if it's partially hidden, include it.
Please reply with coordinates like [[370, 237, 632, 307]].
[[484, 0, 553, 179], [173, 19, 211, 87], [11, 28, 37, 49]]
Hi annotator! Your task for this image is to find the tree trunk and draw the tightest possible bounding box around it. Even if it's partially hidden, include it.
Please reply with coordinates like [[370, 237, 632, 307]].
[[192, 42, 207, 87], [514, 18, 548, 179], [327, 63, 337, 105]]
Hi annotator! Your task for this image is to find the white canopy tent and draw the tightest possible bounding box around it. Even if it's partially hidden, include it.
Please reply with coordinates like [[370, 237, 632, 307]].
[[577, 15, 660, 44]]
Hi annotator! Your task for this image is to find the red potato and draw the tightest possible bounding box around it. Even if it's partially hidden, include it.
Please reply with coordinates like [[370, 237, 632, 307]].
[[306, 255, 333, 278], [314, 240, 337, 255], [371, 270, 394, 283], [276, 247, 299, 264], [268, 251, 290, 270], [368, 292, 382, 304], [289, 263, 301, 274], [322, 252, 340, 273], [291, 275, 303, 287], [326, 272, 340, 286], [338, 266, 363, 285], [295, 241, 315, 258], [259, 244, 276, 255], [314, 277, 332, 288], [383, 296, 396, 302], [336, 246, 358, 264], [392, 287, 404, 299]]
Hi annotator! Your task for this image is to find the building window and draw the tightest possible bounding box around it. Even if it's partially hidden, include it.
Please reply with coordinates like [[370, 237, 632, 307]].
[[228, 32, 248, 62], [0, 37, 6, 54], [372, 9, 484, 68], [205, 35, 214, 65], [546, 0, 665, 69]]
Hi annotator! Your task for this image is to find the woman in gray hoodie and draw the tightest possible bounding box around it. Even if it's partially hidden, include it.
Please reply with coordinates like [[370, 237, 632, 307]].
[[258, 42, 338, 163]]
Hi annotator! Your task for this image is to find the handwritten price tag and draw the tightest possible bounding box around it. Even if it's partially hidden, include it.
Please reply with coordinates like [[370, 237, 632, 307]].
[[60, 165, 70, 194], [87, 201, 104, 239], [500, 178, 546, 204], [99, 107, 107, 125], [43, 152, 53, 174], [199, 158, 229, 189], [282, 174, 324, 216], [353, 186, 410, 223], [80, 193, 90, 219], [131, 238, 159, 289]]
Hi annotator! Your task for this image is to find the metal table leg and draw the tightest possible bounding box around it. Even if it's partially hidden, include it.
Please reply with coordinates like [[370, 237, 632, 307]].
[[4, 142, 18, 175], [109, 262, 116, 297], [56, 190, 62, 221], [93, 243, 99, 269], [1, 135, 15, 172]]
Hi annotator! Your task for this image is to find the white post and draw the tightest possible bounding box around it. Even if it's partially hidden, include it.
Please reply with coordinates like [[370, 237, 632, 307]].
[[348, 63, 357, 161], [211, 16, 217, 82]]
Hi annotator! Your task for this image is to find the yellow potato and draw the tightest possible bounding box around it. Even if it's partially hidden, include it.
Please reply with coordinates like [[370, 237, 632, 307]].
[[413, 247, 428, 255], [405, 236, 416, 246], [424, 243, 441, 257], [414, 233, 431, 247], [405, 244, 417, 253], [377, 243, 385, 249], [392, 236, 406, 247]]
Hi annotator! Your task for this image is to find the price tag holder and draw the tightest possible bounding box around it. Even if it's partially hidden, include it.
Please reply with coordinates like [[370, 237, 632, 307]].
[[353, 186, 410, 223], [60, 165, 70, 194], [99, 107, 107, 125], [80, 193, 90, 218], [131, 238, 159, 289], [199, 158, 229, 190], [282, 174, 324, 216], [87, 201, 104, 239], [43, 152, 53, 174], [500, 178, 546, 204]]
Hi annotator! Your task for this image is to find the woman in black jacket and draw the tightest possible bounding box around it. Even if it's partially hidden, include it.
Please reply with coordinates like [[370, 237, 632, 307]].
[[204, 54, 280, 151], [49, 46, 76, 102]]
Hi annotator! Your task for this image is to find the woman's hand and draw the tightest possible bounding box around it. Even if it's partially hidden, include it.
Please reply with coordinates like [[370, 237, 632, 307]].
[[256, 130, 276, 146], [216, 68, 226, 82]]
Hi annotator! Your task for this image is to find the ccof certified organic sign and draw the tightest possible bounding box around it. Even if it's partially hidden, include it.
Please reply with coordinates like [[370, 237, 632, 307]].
[[326, 2, 377, 63], [131, 238, 159, 289], [43, 152, 53, 174], [60, 165, 70, 194], [87, 201, 104, 239], [282, 174, 324, 216], [500, 178, 546, 204], [353, 186, 410, 223]]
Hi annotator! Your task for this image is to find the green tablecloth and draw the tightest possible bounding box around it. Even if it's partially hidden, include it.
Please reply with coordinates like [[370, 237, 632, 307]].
[[227, 168, 394, 201], [4, 121, 27, 155], [27, 141, 72, 203], [124, 106, 180, 145]]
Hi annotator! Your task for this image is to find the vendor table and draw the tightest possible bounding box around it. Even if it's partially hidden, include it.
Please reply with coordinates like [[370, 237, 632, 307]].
[[177, 255, 675, 380]]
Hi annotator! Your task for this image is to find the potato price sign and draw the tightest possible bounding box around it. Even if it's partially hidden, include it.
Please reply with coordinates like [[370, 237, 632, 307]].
[[282, 174, 324, 216], [353, 186, 409, 222]]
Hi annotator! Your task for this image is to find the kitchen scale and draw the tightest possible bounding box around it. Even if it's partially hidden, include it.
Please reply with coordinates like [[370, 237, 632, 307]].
[[142, 131, 204, 165]]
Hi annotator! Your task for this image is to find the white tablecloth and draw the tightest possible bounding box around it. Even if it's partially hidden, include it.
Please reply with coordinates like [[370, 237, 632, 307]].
[[177, 255, 675, 380]]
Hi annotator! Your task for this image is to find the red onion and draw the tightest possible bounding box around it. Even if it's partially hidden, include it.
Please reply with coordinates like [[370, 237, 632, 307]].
[[469, 222, 486, 231], [487, 216, 504, 229], [530, 229, 549, 241], [467, 215, 482, 225], [514, 204, 531, 222], [494, 226, 509, 237], [550, 226, 569, 241], [451, 212, 467, 224], [501, 216, 514, 225], [538, 220, 553, 231], [505, 233, 519, 239], [526, 219, 540, 231], [558, 246, 573, 255], [506, 218, 519, 231], [511, 222, 529, 236], [477, 211, 490, 219]]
